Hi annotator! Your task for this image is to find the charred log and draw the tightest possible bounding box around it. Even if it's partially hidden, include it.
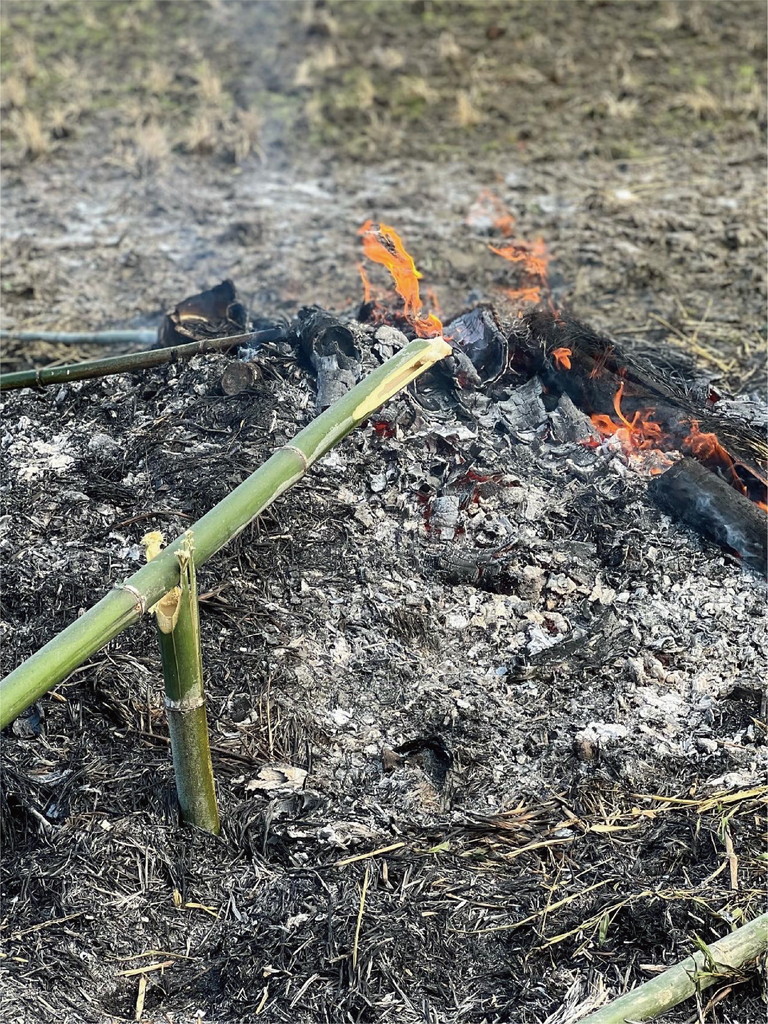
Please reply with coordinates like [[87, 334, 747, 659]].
[[649, 457, 767, 572], [515, 310, 768, 505]]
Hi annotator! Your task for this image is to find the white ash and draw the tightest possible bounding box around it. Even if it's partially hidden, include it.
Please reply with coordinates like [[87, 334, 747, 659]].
[[1, 336, 766, 835]]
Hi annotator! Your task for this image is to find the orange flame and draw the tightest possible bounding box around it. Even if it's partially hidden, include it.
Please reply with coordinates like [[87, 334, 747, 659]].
[[491, 235, 551, 311], [590, 381, 669, 454], [682, 420, 747, 494], [586, 383, 765, 497], [552, 347, 572, 371], [358, 262, 372, 304], [490, 238, 549, 280], [504, 286, 544, 306], [359, 220, 443, 337], [466, 189, 516, 237]]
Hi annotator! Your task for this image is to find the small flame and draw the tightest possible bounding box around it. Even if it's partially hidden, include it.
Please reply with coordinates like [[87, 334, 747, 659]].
[[359, 220, 443, 337], [591, 382, 666, 447], [491, 235, 551, 310], [466, 189, 516, 237], [587, 382, 765, 501], [682, 420, 747, 494], [490, 238, 549, 279], [504, 286, 545, 306], [552, 347, 572, 371], [358, 262, 372, 304]]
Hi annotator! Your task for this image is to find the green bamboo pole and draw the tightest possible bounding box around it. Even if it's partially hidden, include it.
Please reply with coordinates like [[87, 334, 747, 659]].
[[579, 912, 768, 1024], [0, 329, 279, 391], [0, 335, 451, 728], [147, 535, 219, 834], [0, 329, 157, 346]]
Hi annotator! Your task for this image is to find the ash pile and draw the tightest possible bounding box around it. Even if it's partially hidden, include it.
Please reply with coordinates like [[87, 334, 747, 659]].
[[1, 285, 766, 1023]]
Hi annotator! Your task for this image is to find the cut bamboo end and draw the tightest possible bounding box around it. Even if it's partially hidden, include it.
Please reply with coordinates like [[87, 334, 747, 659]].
[[145, 532, 220, 834], [353, 336, 451, 421]]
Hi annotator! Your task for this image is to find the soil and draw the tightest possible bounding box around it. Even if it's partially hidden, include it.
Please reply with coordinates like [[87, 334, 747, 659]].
[[1, 3, 766, 1023]]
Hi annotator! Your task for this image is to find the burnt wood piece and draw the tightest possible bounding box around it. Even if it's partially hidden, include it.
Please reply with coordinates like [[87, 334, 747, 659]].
[[294, 306, 362, 411], [515, 310, 768, 504], [649, 457, 767, 572], [156, 280, 249, 349]]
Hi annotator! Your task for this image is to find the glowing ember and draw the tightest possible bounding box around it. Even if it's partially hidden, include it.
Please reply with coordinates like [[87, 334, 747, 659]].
[[551, 347, 572, 371], [359, 220, 443, 337]]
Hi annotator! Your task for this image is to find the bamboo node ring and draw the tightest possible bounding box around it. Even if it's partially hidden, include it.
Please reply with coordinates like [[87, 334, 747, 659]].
[[164, 695, 206, 713], [279, 444, 310, 472], [114, 583, 147, 617]]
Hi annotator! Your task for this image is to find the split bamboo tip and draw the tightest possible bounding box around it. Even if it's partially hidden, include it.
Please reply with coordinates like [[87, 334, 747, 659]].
[[353, 335, 452, 421]]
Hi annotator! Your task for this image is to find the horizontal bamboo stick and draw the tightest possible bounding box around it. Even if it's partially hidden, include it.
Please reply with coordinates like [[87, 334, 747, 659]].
[[578, 912, 768, 1024], [0, 329, 282, 392], [0, 336, 451, 727], [0, 329, 158, 345]]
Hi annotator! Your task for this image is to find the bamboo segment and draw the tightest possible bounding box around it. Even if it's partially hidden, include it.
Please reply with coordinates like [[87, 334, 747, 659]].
[[0, 329, 280, 391], [148, 537, 219, 834], [0, 336, 451, 727], [578, 912, 768, 1024]]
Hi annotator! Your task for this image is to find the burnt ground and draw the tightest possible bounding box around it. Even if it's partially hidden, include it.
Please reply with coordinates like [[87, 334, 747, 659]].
[[1, 2, 767, 1023]]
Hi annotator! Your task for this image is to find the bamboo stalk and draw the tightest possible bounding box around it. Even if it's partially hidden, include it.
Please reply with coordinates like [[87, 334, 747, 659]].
[[578, 912, 768, 1024], [146, 534, 220, 834], [0, 336, 451, 728], [0, 329, 158, 346], [0, 328, 281, 391]]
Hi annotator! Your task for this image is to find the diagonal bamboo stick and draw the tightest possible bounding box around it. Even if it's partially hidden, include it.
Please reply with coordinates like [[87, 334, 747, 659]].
[[577, 912, 768, 1024], [0, 336, 450, 728], [0, 328, 283, 391]]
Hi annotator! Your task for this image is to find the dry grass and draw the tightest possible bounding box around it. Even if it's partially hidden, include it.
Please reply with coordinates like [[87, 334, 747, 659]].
[[294, 43, 339, 88], [2, 73, 26, 109], [230, 107, 261, 164], [145, 63, 173, 97], [182, 109, 219, 157], [7, 108, 49, 159], [599, 91, 640, 120], [195, 60, 224, 107], [133, 119, 172, 176], [10, 34, 39, 79], [1, 11, 262, 169], [455, 89, 484, 127], [673, 86, 722, 120]]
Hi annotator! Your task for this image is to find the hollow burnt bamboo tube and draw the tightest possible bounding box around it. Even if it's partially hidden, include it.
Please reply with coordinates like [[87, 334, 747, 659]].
[[0, 328, 282, 391], [0, 336, 451, 728], [149, 538, 219, 834]]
